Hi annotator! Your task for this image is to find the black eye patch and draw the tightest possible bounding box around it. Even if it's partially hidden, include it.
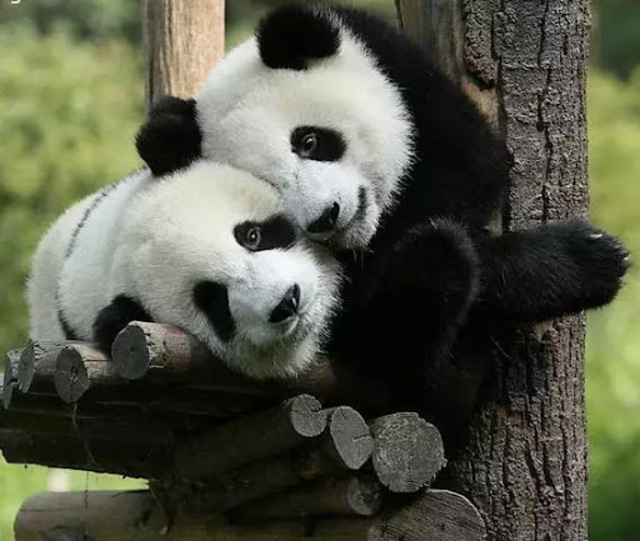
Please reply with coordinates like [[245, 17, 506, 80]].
[[193, 281, 235, 342], [234, 215, 297, 252], [291, 126, 346, 162]]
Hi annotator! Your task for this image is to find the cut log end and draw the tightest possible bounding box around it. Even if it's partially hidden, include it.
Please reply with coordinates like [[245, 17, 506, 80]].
[[370, 412, 446, 493], [325, 406, 373, 470], [288, 393, 325, 438], [54, 347, 90, 403], [17, 341, 36, 393], [111, 322, 152, 380], [4, 348, 22, 383]]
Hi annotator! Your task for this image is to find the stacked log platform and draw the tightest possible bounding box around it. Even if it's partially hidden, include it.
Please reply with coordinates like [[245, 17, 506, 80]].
[[1, 321, 485, 540]]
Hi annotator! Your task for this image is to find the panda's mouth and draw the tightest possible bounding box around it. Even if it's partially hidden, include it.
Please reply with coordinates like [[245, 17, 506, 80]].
[[271, 314, 300, 335], [309, 187, 368, 246]]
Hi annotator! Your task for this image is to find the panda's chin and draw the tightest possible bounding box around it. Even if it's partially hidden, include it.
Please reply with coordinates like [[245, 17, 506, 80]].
[[253, 314, 305, 346], [224, 323, 317, 380]]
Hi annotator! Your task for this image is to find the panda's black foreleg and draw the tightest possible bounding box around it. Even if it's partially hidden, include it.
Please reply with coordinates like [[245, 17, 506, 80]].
[[92, 295, 152, 353], [473, 219, 630, 324], [338, 218, 480, 386]]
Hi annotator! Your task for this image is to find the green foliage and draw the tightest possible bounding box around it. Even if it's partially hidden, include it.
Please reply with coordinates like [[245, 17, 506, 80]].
[[0, 0, 141, 44], [0, 25, 144, 358], [594, 0, 640, 79], [586, 68, 640, 541]]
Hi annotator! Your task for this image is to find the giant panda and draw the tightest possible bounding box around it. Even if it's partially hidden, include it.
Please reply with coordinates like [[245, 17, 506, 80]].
[[136, 4, 630, 390], [27, 161, 341, 379]]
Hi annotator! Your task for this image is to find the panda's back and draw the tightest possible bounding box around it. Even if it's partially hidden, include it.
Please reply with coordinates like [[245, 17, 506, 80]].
[[27, 194, 97, 340], [28, 169, 151, 341], [58, 169, 151, 340]]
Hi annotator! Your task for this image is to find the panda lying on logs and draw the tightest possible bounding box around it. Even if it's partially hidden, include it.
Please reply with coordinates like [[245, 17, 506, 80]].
[[27, 162, 341, 379], [136, 5, 629, 389]]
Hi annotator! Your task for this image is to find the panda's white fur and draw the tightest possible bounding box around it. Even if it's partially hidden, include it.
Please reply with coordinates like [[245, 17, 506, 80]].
[[28, 162, 341, 379], [195, 23, 414, 248]]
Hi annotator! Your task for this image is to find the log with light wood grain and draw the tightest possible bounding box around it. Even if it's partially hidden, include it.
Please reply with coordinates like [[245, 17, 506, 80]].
[[112, 321, 389, 411], [370, 412, 446, 493], [175, 394, 327, 480], [229, 475, 384, 522], [182, 405, 373, 511], [14, 489, 486, 541]]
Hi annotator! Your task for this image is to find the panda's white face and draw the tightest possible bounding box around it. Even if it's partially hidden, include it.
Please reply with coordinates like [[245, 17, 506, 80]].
[[196, 32, 414, 249], [119, 162, 340, 378]]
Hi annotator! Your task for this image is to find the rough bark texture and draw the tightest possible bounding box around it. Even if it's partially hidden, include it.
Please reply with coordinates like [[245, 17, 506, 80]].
[[143, 0, 225, 104], [397, 1, 590, 540]]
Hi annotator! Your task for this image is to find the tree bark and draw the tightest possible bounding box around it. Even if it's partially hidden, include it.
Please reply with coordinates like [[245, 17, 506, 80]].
[[397, 1, 590, 540], [143, 0, 225, 104]]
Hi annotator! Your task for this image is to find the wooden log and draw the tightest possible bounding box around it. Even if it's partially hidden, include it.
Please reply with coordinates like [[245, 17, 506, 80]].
[[18, 340, 68, 394], [9, 366, 267, 422], [14, 489, 486, 540], [2, 380, 16, 411], [112, 321, 254, 392], [370, 412, 446, 493], [143, 0, 225, 103], [175, 394, 326, 480], [322, 406, 373, 471], [188, 405, 374, 511], [54, 343, 115, 403], [112, 321, 390, 410], [0, 428, 170, 479], [3, 350, 23, 409], [2, 386, 68, 415], [229, 475, 384, 522]]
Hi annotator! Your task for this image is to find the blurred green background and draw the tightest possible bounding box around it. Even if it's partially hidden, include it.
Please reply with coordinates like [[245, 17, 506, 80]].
[[0, 1, 638, 539]]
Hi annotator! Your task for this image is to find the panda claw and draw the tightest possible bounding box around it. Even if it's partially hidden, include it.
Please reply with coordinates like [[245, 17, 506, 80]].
[[589, 233, 604, 240]]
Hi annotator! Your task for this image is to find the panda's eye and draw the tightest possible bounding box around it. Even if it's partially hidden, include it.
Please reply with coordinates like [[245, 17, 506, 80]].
[[300, 133, 318, 156], [291, 126, 346, 162], [244, 227, 262, 250], [234, 217, 296, 252]]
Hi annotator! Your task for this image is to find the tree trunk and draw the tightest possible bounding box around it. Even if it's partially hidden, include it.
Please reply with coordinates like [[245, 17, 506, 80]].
[[396, 1, 590, 540], [143, 0, 225, 104]]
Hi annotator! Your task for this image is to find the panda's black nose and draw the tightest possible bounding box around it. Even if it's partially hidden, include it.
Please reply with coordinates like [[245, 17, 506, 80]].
[[307, 203, 340, 234], [270, 284, 301, 323]]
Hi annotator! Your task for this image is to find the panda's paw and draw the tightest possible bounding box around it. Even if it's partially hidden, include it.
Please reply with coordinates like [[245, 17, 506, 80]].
[[562, 221, 630, 307], [92, 295, 152, 353], [135, 96, 202, 177], [390, 217, 481, 324]]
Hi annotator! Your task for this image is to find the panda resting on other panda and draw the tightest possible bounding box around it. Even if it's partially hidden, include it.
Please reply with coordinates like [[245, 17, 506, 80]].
[[27, 162, 341, 379], [136, 4, 630, 392]]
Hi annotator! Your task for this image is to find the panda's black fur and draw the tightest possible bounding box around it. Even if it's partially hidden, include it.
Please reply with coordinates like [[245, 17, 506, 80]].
[[136, 4, 630, 404]]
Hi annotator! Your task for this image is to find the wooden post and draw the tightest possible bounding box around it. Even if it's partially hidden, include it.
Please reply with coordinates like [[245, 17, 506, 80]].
[[396, 1, 590, 540], [144, 0, 225, 104]]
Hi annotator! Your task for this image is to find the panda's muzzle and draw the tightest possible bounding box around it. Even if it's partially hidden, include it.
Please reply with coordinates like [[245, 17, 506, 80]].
[[307, 202, 340, 237], [269, 284, 301, 323]]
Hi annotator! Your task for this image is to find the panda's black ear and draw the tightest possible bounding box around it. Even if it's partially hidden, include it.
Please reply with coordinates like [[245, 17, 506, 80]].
[[257, 5, 340, 70], [136, 96, 202, 177]]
